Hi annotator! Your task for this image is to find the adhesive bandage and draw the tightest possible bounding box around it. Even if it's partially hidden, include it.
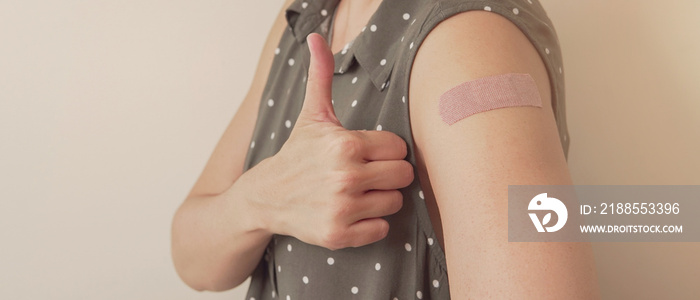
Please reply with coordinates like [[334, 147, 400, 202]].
[[438, 73, 543, 125]]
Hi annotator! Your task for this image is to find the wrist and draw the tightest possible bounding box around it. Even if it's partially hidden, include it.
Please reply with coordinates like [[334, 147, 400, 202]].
[[226, 158, 276, 237]]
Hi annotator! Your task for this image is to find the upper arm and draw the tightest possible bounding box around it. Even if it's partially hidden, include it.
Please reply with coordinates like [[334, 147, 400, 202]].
[[187, 0, 295, 198], [409, 11, 599, 298]]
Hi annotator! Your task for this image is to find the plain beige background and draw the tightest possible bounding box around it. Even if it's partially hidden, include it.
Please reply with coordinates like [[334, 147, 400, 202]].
[[1, 0, 698, 299]]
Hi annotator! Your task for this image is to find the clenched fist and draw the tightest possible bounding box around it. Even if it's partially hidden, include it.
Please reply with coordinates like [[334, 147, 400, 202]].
[[248, 33, 414, 250]]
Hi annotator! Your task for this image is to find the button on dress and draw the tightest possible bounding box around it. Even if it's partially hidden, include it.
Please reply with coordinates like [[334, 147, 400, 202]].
[[243, 0, 569, 299]]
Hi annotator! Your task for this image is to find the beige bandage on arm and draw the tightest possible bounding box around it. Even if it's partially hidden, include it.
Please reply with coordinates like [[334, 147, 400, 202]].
[[438, 73, 543, 125]]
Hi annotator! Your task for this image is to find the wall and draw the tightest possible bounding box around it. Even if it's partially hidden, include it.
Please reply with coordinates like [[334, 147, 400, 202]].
[[1, 0, 697, 299], [0, 1, 281, 299], [542, 1, 700, 298]]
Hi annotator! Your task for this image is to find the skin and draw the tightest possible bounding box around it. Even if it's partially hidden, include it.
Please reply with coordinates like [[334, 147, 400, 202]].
[[170, 1, 293, 290], [171, 0, 600, 298], [409, 10, 600, 299], [171, 0, 410, 291]]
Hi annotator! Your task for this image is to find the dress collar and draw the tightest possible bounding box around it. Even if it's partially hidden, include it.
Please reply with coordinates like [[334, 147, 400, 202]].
[[286, 0, 406, 91]]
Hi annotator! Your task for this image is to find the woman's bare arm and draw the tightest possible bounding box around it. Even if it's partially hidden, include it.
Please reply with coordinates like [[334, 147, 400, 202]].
[[409, 11, 600, 299], [170, 0, 295, 291], [171, 14, 412, 291]]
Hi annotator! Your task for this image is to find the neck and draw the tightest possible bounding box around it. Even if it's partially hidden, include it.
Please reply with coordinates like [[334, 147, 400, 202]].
[[330, 0, 383, 52], [336, 0, 383, 23], [342, 0, 382, 16]]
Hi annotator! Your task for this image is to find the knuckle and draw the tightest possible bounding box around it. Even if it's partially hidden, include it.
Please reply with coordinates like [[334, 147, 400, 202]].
[[330, 133, 364, 158], [390, 134, 408, 158], [330, 198, 353, 219], [350, 220, 389, 248], [335, 168, 363, 191], [320, 226, 347, 250], [388, 191, 404, 214], [374, 220, 390, 242], [398, 161, 415, 186]]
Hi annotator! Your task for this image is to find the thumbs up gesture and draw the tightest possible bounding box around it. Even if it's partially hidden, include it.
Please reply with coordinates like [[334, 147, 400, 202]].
[[249, 33, 414, 250]]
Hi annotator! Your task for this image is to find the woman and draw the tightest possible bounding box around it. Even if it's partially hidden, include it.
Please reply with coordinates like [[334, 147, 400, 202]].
[[171, 0, 600, 298]]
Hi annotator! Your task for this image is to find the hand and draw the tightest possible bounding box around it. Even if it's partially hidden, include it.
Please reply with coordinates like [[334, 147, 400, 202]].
[[249, 33, 414, 250]]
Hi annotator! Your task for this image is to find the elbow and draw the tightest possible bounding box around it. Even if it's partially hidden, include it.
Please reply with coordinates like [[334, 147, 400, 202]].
[[171, 246, 248, 292], [177, 276, 224, 292], [174, 265, 249, 292], [170, 209, 223, 292], [171, 198, 254, 292], [171, 228, 248, 292], [181, 277, 234, 293], [181, 278, 208, 292], [205, 277, 249, 292]]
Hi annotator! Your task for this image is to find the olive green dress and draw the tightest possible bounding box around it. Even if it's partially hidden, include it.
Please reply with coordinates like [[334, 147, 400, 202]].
[[243, 0, 569, 299]]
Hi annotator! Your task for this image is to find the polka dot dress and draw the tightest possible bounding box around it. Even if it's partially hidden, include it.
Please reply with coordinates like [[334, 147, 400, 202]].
[[243, 0, 569, 299]]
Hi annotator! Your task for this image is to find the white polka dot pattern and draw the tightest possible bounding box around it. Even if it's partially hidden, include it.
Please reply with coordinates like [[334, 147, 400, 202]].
[[244, 1, 570, 299]]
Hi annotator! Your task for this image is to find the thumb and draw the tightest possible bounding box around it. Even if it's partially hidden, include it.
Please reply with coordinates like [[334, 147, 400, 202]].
[[298, 33, 341, 126]]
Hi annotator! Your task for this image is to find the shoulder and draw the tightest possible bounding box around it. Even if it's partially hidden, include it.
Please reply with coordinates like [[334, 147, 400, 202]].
[[408, 8, 553, 117], [406, 5, 568, 177], [400, 0, 570, 159], [395, 0, 560, 105]]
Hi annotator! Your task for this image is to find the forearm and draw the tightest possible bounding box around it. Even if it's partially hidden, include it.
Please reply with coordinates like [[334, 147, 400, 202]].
[[170, 32, 415, 292], [171, 166, 272, 292]]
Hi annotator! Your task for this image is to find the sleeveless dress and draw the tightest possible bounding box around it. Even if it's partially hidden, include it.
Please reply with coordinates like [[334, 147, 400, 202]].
[[243, 0, 569, 299]]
